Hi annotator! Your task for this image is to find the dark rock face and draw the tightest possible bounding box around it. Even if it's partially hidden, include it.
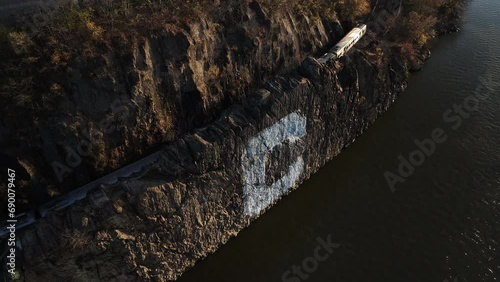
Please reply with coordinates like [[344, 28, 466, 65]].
[[0, 2, 343, 212], [16, 42, 409, 280]]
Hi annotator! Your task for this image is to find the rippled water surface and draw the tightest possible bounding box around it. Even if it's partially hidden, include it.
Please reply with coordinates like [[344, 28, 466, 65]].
[[178, 1, 500, 281]]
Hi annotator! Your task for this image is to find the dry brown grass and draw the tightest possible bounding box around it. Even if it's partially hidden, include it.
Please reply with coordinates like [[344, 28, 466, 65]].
[[61, 229, 92, 250]]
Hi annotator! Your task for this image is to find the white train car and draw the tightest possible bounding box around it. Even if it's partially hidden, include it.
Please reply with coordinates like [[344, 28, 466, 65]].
[[319, 24, 367, 63]]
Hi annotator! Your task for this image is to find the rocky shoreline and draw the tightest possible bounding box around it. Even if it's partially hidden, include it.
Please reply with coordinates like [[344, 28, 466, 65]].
[[1, 1, 466, 281], [9, 24, 412, 282]]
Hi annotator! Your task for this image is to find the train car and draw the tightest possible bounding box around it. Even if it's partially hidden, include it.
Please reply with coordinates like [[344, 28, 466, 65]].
[[0, 211, 36, 238], [319, 24, 367, 63], [0, 151, 161, 237]]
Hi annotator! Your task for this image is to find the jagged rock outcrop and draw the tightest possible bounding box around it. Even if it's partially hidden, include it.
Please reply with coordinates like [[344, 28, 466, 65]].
[[0, 0, 469, 280], [15, 38, 410, 280], [1, 2, 345, 214]]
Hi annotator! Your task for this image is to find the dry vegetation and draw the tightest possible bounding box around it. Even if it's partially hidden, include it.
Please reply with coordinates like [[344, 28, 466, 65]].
[[61, 229, 92, 250], [0, 0, 372, 115], [384, 0, 464, 57], [0, 0, 465, 139], [0, 0, 465, 114], [0, 0, 466, 139]]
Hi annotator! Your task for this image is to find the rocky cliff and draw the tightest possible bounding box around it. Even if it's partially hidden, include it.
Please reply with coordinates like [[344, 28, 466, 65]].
[[0, 0, 467, 280], [13, 35, 409, 281], [0, 1, 343, 213]]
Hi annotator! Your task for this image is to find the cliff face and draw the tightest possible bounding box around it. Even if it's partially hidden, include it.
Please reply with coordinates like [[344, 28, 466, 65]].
[[0, 0, 470, 280], [16, 35, 410, 280], [0, 2, 344, 210]]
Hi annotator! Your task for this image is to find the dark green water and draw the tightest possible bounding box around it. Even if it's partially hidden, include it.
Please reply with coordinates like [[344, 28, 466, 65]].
[[178, 1, 500, 281]]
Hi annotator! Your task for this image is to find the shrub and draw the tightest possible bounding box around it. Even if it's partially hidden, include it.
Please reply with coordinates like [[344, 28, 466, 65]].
[[399, 41, 418, 57], [336, 0, 371, 23], [61, 229, 91, 250]]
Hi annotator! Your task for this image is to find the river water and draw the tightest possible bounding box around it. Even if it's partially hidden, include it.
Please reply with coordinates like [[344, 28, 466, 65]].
[[178, 1, 500, 281]]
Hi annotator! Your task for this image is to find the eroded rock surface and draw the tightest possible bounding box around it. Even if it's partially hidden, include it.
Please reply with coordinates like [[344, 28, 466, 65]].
[[16, 42, 409, 280]]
